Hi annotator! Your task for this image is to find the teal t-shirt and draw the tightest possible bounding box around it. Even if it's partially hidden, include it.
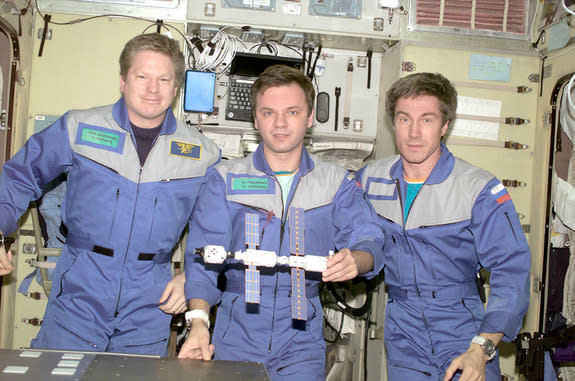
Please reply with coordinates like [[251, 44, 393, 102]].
[[274, 170, 297, 208], [404, 177, 425, 223]]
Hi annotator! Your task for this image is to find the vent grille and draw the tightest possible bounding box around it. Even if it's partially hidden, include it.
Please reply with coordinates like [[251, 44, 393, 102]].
[[414, 0, 527, 35]]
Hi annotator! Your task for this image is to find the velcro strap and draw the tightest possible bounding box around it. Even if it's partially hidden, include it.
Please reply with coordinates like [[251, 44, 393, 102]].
[[388, 283, 478, 300], [137, 253, 156, 261], [92, 245, 114, 257]]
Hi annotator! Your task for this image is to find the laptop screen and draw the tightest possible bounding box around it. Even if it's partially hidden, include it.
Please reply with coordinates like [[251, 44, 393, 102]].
[[229, 52, 304, 77], [225, 53, 304, 122]]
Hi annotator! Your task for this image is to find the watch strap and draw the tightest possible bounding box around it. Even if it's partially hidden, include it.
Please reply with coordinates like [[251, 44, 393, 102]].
[[471, 335, 496, 361], [185, 309, 210, 329]]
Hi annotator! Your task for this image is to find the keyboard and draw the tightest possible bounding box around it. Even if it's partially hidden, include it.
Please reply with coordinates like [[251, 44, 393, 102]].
[[225, 76, 255, 122]]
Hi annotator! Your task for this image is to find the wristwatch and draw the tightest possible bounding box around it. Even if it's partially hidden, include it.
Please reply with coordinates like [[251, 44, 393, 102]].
[[185, 309, 210, 329], [471, 335, 497, 361]]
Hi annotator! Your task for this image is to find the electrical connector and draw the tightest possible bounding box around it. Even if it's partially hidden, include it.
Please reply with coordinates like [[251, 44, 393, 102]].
[[281, 32, 305, 48]]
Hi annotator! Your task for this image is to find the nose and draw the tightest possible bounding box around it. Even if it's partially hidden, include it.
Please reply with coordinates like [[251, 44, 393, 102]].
[[274, 112, 287, 128], [147, 79, 159, 93], [409, 121, 422, 138]]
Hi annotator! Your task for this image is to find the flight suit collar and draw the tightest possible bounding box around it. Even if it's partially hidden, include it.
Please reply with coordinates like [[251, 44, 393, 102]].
[[112, 97, 178, 136], [389, 142, 455, 185]]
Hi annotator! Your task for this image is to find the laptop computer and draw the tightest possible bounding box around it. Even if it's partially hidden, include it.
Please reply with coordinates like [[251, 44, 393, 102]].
[[225, 52, 304, 122]]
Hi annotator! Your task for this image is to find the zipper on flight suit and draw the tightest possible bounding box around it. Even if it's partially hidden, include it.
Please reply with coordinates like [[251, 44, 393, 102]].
[[267, 173, 302, 352], [113, 133, 161, 318], [114, 167, 145, 317], [394, 179, 436, 355], [109, 188, 120, 237], [147, 196, 158, 243], [394, 179, 422, 296], [268, 174, 284, 352]]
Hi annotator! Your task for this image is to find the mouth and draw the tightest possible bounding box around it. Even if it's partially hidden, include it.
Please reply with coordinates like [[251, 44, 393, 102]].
[[142, 98, 161, 104]]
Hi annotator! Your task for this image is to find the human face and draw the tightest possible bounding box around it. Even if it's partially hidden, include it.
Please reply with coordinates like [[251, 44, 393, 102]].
[[254, 83, 314, 169], [393, 95, 448, 178], [120, 50, 178, 129]]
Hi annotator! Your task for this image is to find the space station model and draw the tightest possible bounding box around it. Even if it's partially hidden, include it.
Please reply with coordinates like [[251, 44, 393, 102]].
[[196, 208, 330, 320]]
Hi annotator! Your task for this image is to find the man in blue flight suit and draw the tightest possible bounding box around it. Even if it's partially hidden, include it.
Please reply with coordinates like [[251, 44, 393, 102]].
[[177, 65, 384, 380], [356, 72, 531, 381], [0, 33, 220, 355]]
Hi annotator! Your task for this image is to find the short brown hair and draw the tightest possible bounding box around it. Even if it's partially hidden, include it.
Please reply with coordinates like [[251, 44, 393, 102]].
[[250, 65, 315, 116], [386, 72, 457, 125], [119, 33, 185, 86]]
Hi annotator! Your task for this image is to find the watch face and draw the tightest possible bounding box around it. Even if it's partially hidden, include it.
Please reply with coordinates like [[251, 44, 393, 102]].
[[483, 340, 496, 356]]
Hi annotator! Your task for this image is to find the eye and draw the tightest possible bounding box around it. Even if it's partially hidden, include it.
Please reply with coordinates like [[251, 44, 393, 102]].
[[289, 110, 299, 116]]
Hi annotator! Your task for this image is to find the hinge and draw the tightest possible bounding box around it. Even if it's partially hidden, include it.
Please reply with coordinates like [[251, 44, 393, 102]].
[[533, 278, 542, 293]]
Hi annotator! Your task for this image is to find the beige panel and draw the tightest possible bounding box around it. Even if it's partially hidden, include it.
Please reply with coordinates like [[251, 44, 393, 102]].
[[374, 43, 402, 160], [28, 14, 185, 129]]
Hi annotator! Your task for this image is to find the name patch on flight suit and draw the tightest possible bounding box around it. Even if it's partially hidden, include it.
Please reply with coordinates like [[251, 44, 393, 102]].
[[228, 174, 275, 194], [170, 140, 202, 160], [76, 123, 125, 153], [365, 177, 398, 200]]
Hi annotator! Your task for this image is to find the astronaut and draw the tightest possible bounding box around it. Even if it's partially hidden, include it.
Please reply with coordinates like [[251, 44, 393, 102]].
[[0, 33, 220, 355], [357, 72, 530, 380], [178, 65, 384, 380]]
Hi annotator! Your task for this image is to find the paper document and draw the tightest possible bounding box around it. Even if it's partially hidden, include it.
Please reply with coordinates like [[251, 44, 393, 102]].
[[450, 96, 502, 141]]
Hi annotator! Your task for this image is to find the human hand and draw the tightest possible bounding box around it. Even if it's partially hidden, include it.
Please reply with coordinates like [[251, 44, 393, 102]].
[[158, 272, 187, 314], [0, 245, 14, 276], [177, 324, 214, 360], [322, 248, 359, 282], [443, 345, 487, 381]]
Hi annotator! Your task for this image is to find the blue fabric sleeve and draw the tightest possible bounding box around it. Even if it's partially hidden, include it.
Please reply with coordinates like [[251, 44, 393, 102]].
[[332, 174, 385, 280], [0, 114, 73, 234], [471, 178, 531, 341], [184, 166, 231, 306]]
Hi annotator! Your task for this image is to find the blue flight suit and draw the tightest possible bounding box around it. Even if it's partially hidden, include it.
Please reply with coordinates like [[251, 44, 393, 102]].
[[0, 98, 220, 355], [185, 144, 384, 380], [357, 143, 530, 380]]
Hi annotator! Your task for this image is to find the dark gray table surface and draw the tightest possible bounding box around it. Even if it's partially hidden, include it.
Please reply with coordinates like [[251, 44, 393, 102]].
[[0, 348, 270, 380]]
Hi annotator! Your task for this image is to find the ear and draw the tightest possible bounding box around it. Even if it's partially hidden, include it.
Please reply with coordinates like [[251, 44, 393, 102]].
[[307, 110, 314, 129], [120, 75, 126, 93], [172, 85, 178, 97], [440, 120, 449, 137]]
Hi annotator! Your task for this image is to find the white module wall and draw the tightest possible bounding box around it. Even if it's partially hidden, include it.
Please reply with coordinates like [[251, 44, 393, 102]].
[[188, 0, 400, 42], [185, 47, 384, 142]]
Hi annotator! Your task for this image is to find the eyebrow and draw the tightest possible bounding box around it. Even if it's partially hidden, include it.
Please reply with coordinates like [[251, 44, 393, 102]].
[[395, 111, 439, 118], [259, 106, 303, 112]]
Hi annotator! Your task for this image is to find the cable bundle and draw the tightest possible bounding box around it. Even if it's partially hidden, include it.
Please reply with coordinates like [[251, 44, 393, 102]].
[[193, 28, 246, 73]]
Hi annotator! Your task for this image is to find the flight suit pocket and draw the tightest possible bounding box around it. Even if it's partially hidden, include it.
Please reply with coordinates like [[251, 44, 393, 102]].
[[305, 298, 324, 343], [216, 293, 239, 343], [55, 250, 83, 298]]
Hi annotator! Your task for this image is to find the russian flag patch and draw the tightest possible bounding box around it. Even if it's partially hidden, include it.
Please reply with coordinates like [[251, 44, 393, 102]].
[[491, 182, 511, 204]]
